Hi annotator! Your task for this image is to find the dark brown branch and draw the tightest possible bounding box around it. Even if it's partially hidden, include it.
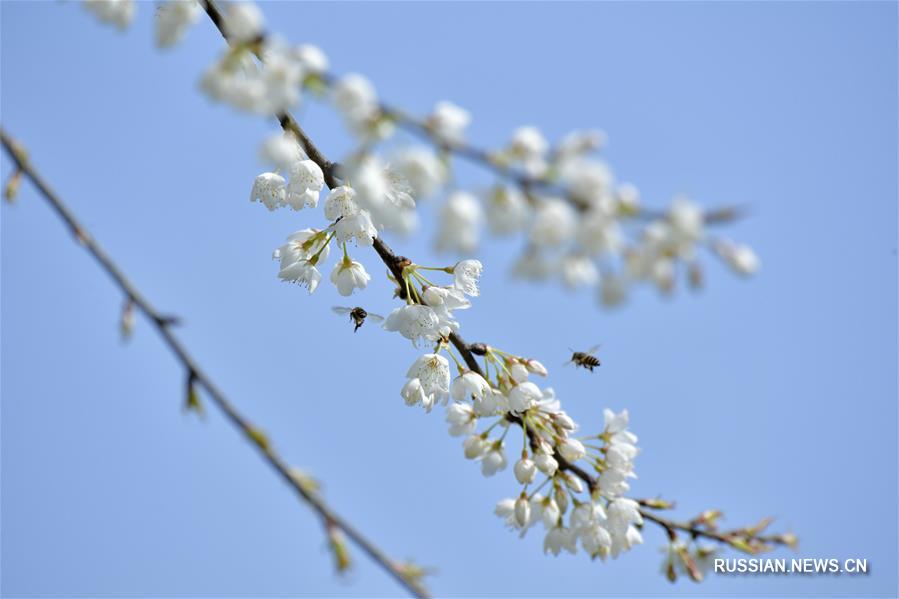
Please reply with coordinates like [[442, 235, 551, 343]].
[[0, 128, 430, 599], [639, 509, 795, 553]]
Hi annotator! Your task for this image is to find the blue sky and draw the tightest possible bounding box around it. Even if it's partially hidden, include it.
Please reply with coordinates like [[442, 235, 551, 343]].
[[1, 1, 896, 597]]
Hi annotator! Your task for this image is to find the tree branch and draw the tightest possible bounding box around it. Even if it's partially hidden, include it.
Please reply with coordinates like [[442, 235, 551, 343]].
[[0, 128, 430, 599]]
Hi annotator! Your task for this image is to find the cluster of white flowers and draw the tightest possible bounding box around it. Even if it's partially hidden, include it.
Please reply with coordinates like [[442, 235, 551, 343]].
[[251, 134, 326, 211], [380, 259, 644, 560], [76, 0, 788, 577], [86, 0, 760, 311], [491, 409, 643, 560], [196, 3, 332, 116], [385, 260, 479, 349]]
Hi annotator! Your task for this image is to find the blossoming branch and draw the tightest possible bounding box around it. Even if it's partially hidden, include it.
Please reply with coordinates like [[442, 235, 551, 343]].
[[70, 0, 796, 587]]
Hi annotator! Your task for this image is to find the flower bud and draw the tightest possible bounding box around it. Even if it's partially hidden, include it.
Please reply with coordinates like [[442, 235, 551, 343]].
[[554, 412, 576, 431], [514, 457, 537, 485], [559, 438, 586, 462], [515, 495, 531, 528], [463, 435, 486, 459], [535, 452, 558, 476], [541, 497, 560, 528], [554, 485, 569, 514], [525, 359, 548, 377], [510, 362, 529, 383]]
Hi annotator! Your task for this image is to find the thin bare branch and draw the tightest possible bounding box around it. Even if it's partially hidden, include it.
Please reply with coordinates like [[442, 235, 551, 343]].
[[0, 127, 430, 599]]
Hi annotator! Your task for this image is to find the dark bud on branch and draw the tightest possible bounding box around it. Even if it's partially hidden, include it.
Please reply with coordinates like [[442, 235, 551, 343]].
[[467, 342, 489, 356]]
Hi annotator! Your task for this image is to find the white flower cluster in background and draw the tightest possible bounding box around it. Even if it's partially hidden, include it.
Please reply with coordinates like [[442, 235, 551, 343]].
[[80, 0, 762, 310]]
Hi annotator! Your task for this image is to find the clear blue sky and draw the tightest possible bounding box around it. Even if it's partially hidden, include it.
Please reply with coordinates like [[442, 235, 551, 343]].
[[2, 1, 896, 597]]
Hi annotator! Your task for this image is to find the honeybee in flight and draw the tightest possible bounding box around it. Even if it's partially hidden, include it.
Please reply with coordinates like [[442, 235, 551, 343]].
[[566, 345, 601, 372], [332, 306, 384, 332]]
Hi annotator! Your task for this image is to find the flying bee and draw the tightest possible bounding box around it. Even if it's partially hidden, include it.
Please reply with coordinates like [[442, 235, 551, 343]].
[[332, 306, 384, 332], [565, 345, 602, 372]]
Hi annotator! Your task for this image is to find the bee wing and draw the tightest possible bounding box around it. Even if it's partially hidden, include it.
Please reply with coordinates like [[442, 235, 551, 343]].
[[331, 306, 352, 315], [586, 344, 602, 354], [366, 313, 385, 322]]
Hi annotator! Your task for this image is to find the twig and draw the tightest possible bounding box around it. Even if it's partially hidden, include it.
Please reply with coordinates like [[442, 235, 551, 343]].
[[0, 128, 430, 599]]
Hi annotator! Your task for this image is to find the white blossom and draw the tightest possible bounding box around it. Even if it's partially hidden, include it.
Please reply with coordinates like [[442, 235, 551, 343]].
[[560, 254, 599, 289], [473, 387, 505, 416], [224, 2, 264, 43], [259, 132, 304, 170], [286, 160, 325, 209], [558, 438, 586, 462], [274, 229, 330, 293], [556, 129, 606, 161], [155, 0, 199, 48], [336, 211, 377, 247], [422, 285, 471, 311], [525, 359, 548, 377], [578, 207, 623, 255], [333, 73, 386, 137], [256, 40, 304, 114], [510, 362, 529, 383], [378, 167, 419, 235], [463, 435, 488, 459], [427, 101, 471, 145], [250, 172, 286, 210], [514, 457, 537, 485], [534, 451, 558, 477], [607, 498, 643, 530], [481, 441, 507, 476], [436, 192, 482, 253], [495, 498, 520, 530], [530, 199, 576, 247], [544, 526, 577, 556], [384, 305, 442, 346], [669, 195, 704, 246], [347, 155, 388, 211], [539, 496, 561, 529], [508, 381, 541, 413], [330, 258, 370, 296], [452, 259, 483, 296], [278, 259, 322, 293], [510, 126, 548, 161], [515, 496, 532, 528], [292, 44, 328, 74], [391, 147, 445, 199], [561, 158, 614, 206], [406, 353, 451, 406], [324, 185, 359, 220], [200, 41, 301, 115], [401, 377, 428, 408], [486, 185, 529, 235], [717, 242, 760, 276], [450, 371, 491, 403], [446, 403, 477, 437]]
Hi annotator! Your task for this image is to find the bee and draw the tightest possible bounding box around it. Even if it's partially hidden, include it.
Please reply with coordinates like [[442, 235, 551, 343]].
[[332, 306, 384, 332], [565, 345, 601, 372]]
